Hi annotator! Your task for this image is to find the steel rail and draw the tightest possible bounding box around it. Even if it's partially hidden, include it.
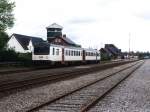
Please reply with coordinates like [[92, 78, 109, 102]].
[[27, 60, 143, 112], [0, 60, 137, 92]]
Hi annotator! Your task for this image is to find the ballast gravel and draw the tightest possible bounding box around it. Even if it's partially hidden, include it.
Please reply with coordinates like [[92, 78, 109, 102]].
[[89, 60, 150, 112], [38, 62, 142, 112], [0, 62, 139, 112]]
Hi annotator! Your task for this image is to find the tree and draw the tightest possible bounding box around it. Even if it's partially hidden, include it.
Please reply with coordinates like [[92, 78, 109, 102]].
[[0, 0, 15, 49], [0, 0, 15, 31], [0, 31, 9, 50]]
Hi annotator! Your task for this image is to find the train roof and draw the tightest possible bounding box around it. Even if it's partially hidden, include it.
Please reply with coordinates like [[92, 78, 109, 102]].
[[34, 42, 99, 52], [83, 48, 99, 51]]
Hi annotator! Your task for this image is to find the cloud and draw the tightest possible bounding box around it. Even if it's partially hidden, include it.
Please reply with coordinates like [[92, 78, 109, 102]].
[[135, 13, 150, 20], [67, 18, 97, 24], [7, 0, 150, 52]]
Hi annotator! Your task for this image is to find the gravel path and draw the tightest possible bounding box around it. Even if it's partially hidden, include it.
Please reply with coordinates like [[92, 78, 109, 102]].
[[89, 60, 150, 112], [0, 62, 138, 112]]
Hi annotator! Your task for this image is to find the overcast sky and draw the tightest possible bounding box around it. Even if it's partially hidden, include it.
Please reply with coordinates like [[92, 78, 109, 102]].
[[8, 0, 150, 52]]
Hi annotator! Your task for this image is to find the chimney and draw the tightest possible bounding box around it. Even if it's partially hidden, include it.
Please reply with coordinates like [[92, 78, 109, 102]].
[[63, 34, 66, 38]]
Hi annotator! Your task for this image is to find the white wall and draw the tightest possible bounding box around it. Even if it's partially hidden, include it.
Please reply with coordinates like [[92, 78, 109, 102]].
[[27, 40, 33, 53], [7, 36, 29, 53]]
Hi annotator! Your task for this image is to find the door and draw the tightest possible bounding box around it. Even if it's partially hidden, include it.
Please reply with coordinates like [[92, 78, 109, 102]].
[[62, 48, 65, 64], [82, 50, 85, 62]]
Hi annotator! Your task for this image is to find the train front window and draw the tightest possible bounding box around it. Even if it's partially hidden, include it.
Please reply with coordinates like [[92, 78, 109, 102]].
[[34, 46, 49, 55]]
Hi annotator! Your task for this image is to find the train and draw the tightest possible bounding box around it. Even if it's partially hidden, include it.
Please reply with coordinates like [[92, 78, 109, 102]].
[[32, 42, 101, 64]]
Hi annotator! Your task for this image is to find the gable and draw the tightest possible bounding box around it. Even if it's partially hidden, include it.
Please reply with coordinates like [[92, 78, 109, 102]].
[[7, 36, 27, 53], [48, 36, 81, 47], [10, 33, 44, 50]]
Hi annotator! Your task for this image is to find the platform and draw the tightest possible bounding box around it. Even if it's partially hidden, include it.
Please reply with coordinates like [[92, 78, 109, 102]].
[[90, 59, 150, 112]]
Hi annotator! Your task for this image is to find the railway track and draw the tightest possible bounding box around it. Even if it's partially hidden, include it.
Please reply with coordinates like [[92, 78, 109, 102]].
[[0, 60, 135, 75], [0, 60, 137, 92], [27, 60, 144, 112]]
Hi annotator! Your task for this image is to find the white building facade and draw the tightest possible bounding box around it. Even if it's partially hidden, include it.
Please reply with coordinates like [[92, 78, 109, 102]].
[[7, 33, 44, 53]]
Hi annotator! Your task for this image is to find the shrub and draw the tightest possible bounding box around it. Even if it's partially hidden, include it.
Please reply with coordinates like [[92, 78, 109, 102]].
[[0, 49, 19, 62]]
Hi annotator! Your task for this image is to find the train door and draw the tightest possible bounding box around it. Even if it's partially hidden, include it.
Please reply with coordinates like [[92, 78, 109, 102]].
[[96, 52, 97, 61], [82, 50, 85, 62], [62, 48, 65, 64]]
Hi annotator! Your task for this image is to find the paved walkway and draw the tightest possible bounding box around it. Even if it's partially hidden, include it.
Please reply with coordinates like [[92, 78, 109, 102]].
[[90, 60, 150, 112]]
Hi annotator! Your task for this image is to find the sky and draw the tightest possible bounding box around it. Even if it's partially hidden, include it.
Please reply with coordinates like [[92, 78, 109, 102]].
[[7, 0, 150, 52]]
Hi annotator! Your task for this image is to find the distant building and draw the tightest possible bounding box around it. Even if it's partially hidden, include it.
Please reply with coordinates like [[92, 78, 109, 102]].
[[100, 44, 122, 60], [100, 48, 112, 56], [7, 33, 44, 53], [104, 44, 122, 59], [46, 23, 81, 47]]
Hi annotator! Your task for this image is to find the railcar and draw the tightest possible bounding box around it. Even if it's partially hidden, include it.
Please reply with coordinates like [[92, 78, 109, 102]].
[[32, 42, 100, 64]]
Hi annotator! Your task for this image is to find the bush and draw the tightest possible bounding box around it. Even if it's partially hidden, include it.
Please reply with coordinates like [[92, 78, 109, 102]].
[[0, 49, 32, 66], [101, 53, 111, 61], [0, 49, 19, 62]]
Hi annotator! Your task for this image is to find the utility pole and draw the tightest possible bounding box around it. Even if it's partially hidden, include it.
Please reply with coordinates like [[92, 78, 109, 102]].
[[129, 32, 131, 59]]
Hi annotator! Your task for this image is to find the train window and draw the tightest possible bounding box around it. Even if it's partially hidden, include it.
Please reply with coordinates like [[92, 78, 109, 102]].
[[56, 49, 59, 55], [65, 50, 67, 55], [75, 51, 77, 56], [65, 50, 68, 56], [53, 48, 55, 55], [74, 51, 76, 56], [34, 46, 49, 55], [76, 51, 78, 56], [79, 51, 80, 56], [71, 51, 73, 56], [69, 50, 70, 56]]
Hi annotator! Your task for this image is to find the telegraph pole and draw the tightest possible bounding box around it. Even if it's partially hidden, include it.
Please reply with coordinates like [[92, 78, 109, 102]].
[[129, 32, 131, 59]]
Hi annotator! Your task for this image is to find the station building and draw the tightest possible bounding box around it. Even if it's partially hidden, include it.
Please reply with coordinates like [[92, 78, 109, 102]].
[[7, 23, 80, 53]]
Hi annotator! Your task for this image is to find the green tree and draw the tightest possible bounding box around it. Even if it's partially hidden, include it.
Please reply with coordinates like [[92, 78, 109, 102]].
[[0, 0, 15, 31], [0, 31, 9, 50], [0, 0, 15, 49]]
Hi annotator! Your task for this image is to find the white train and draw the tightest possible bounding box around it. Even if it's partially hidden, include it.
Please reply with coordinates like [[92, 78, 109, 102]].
[[32, 42, 101, 64]]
